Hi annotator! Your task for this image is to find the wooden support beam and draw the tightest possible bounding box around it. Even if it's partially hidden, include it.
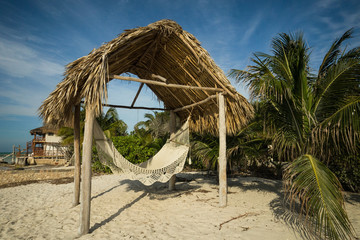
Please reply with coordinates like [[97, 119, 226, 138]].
[[79, 106, 95, 236], [102, 103, 167, 111], [173, 94, 219, 113], [168, 110, 177, 190], [111, 75, 224, 92], [80, 101, 167, 111], [73, 104, 81, 207], [130, 83, 144, 107], [218, 93, 227, 207]]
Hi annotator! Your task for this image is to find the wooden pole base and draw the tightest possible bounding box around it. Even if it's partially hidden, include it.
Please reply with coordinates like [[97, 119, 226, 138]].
[[169, 175, 176, 190], [73, 104, 81, 207], [218, 93, 227, 207], [78, 106, 95, 236], [168, 111, 177, 191]]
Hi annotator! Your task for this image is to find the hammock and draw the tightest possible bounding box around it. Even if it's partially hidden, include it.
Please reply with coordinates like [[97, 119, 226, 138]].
[[94, 119, 190, 186]]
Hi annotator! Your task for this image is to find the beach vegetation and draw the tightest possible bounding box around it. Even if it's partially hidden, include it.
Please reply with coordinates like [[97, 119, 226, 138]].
[[58, 106, 128, 172], [107, 111, 170, 164], [133, 111, 170, 139], [190, 105, 276, 177], [97, 107, 128, 138], [91, 147, 112, 174], [230, 29, 359, 240], [111, 135, 164, 164]]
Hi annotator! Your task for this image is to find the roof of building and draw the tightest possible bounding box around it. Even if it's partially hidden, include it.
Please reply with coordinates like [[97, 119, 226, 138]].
[[30, 126, 58, 135]]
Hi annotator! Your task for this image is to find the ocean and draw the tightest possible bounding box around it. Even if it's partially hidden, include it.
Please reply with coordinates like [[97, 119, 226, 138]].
[[0, 152, 14, 164]]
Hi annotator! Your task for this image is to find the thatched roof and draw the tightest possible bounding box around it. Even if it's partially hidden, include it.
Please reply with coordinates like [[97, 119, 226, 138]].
[[39, 19, 253, 136], [30, 126, 58, 135]]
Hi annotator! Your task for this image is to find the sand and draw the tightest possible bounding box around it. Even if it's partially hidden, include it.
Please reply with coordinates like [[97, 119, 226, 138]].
[[0, 172, 359, 240]]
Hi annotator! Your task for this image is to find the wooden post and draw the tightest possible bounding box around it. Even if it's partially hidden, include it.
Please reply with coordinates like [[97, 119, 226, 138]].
[[168, 110, 176, 190], [12, 145, 15, 164], [218, 93, 227, 207], [78, 106, 95, 236], [73, 104, 81, 207]]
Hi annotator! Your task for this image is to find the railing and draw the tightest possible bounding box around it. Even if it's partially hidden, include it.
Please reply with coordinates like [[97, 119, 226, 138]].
[[0, 152, 13, 161], [34, 136, 45, 141], [32, 148, 66, 157]]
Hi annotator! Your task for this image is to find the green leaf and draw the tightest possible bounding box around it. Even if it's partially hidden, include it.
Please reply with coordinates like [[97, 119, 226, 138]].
[[284, 154, 355, 240]]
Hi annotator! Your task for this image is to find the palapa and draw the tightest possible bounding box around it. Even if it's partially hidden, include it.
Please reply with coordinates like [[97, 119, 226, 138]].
[[39, 19, 253, 135]]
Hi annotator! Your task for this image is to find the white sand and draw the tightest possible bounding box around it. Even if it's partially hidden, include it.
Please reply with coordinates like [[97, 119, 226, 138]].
[[0, 173, 359, 239]]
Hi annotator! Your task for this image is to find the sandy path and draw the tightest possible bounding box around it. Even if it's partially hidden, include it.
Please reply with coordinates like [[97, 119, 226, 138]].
[[0, 173, 359, 239]]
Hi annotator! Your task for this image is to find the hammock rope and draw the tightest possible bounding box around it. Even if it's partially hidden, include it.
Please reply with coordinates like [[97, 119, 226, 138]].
[[93, 119, 190, 186]]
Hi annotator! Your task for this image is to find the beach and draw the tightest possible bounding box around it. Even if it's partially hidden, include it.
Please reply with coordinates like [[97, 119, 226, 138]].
[[0, 172, 359, 239]]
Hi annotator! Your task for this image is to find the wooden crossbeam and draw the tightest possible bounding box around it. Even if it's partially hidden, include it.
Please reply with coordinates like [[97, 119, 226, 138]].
[[111, 75, 224, 92], [173, 94, 218, 113], [80, 101, 167, 111], [102, 103, 167, 111]]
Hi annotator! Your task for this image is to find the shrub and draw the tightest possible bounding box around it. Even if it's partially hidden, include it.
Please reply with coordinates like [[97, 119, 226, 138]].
[[111, 135, 163, 164], [91, 147, 112, 174], [329, 155, 360, 193]]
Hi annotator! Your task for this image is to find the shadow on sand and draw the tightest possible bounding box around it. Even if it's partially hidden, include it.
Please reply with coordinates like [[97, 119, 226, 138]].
[[89, 174, 204, 232], [226, 177, 316, 239], [118, 176, 203, 201], [90, 192, 148, 233], [89, 173, 356, 239], [91, 184, 122, 200], [345, 192, 360, 205]]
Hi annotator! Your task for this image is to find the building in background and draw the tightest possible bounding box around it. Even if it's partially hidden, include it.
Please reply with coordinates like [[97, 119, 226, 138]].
[[26, 126, 68, 165]]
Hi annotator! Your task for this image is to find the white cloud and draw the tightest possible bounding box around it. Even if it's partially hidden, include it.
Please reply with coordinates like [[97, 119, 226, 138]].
[[0, 104, 37, 116], [241, 15, 262, 45], [0, 36, 64, 118], [0, 80, 49, 116], [0, 37, 64, 79], [315, 0, 338, 9]]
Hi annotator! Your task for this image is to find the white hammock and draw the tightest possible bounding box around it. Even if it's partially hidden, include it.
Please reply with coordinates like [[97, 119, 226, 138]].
[[94, 119, 190, 186]]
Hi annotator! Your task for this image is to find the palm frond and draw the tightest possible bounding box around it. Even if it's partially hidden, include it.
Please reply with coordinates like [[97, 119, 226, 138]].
[[229, 54, 284, 102], [284, 154, 355, 240], [319, 96, 360, 128], [317, 28, 354, 79], [191, 137, 219, 170], [314, 58, 360, 115], [272, 127, 301, 161]]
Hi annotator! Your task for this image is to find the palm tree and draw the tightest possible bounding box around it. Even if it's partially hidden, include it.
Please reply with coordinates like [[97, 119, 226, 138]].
[[191, 134, 219, 171], [58, 107, 127, 145], [226, 109, 274, 175], [230, 29, 359, 240], [191, 112, 271, 175], [97, 107, 127, 138], [134, 111, 170, 139]]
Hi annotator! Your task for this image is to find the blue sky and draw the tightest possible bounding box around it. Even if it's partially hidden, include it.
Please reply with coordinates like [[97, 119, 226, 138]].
[[0, 0, 359, 151]]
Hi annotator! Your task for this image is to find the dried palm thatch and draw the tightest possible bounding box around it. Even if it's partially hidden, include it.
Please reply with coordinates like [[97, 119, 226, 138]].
[[30, 126, 58, 135], [39, 19, 253, 136]]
